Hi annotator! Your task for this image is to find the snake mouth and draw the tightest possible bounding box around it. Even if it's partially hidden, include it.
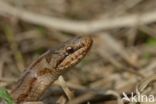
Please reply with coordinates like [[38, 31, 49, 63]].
[[56, 36, 93, 71]]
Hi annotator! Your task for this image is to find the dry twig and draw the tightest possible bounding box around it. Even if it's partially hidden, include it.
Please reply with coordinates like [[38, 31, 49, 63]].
[[0, 1, 156, 33]]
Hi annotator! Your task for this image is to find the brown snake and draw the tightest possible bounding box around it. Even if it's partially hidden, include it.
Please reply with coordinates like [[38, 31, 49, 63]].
[[11, 36, 93, 103]]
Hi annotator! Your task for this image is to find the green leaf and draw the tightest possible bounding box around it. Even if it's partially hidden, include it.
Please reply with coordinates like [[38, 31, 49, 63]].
[[146, 38, 156, 46], [0, 87, 15, 104], [143, 53, 152, 60]]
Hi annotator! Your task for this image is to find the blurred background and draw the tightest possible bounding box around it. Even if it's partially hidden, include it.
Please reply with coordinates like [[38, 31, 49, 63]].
[[0, 0, 156, 104]]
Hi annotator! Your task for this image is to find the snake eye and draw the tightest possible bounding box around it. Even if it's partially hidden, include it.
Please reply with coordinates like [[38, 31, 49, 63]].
[[66, 46, 74, 54]]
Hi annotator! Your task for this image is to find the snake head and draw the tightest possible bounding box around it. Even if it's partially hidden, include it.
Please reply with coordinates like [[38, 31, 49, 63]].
[[49, 36, 93, 71]]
